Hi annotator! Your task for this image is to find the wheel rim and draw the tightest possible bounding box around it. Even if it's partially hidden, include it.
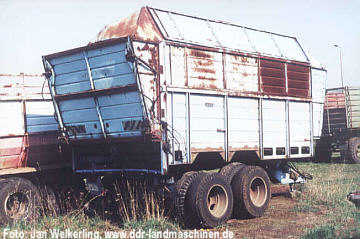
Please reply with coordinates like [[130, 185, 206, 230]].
[[5, 192, 29, 220], [207, 184, 228, 218], [249, 177, 267, 207]]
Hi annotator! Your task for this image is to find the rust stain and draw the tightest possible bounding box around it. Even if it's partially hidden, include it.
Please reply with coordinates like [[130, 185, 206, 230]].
[[95, 7, 163, 43], [197, 76, 217, 81], [191, 146, 224, 153], [96, 11, 139, 41], [228, 145, 259, 151], [194, 67, 216, 74], [189, 49, 212, 59]]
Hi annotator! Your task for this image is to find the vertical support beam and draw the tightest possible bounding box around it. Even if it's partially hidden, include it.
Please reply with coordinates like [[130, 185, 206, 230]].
[[170, 92, 174, 165], [83, 51, 107, 139], [284, 63, 288, 94], [259, 98, 264, 160], [224, 95, 229, 162], [310, 102, 314, 156], [222, 52, 227, 90], [186, 92, 191, 164], [285, 100, 290, 157]]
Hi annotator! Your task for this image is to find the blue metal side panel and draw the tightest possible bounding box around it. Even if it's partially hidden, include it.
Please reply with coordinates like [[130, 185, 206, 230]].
[[25, 101, 58, 133], [48, 42, 145, 141]]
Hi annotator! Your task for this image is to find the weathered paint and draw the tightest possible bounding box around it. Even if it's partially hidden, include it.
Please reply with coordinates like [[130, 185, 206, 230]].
[[322, 87, 360, 134], [45, 40, 146, 140], [346, 88, 360, 129], [0, 74, 68, 170], [43, 7, 327, 174], [149, 7, 309, 63], [96, 7, 163, 43]]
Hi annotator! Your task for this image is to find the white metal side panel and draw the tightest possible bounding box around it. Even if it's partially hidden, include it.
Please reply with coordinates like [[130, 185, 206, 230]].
[[186, 49, 223, 89], [190, 94, 225, 152], [170, 46, 186, 87], [225, 54, 258, 92], [289, 102, 311, 157], [262, 100, 286, 159], [313, 103, 324, 138], [0, 102, 24, 136], [25, 101, 58, 133], [311, 68, 326, 103], [228, 97, 259, 151], [168, 93, 189, 164]]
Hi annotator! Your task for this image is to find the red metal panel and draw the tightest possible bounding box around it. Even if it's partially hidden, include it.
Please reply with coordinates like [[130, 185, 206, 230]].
[[287, 63, 310, 97], [260, 59, 286, 95], [324, 93, 345, 109], [0, 136, 25, 168]]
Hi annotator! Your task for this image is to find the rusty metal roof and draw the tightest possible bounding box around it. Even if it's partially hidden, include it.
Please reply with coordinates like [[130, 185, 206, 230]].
[[95, 6, 315, 64]]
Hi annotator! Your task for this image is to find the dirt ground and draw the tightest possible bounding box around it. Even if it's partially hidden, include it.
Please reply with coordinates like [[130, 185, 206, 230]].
[[225, 185, 326, 239]]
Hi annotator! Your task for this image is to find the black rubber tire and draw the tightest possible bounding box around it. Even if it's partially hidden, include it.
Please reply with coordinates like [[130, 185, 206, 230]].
[[0, 177, 41, 225], [187, 173, 233, 228], [38, 185, 60, 216], [232, 166, 270, 219], [314, 140, 331, 163], [219, 163, 246, 185], [175, 171, 205, 226], [348, 137, 360, 164]]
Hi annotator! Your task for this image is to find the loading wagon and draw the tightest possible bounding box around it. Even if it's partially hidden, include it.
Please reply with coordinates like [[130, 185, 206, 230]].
[[42, 6, 327, 228], [316, 87, 360, 163]]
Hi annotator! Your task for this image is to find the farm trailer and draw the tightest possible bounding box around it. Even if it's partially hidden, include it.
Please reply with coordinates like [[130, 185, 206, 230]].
[[42, 6, 327, 228], [316, 87, 360, 163], [0, 73, 76, 224]]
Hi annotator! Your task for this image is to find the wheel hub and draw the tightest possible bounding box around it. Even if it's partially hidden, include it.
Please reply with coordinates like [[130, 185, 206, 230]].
[[5, 192, 29, 220], [207, 184, 228, 218], [249, 177, 267, 207]]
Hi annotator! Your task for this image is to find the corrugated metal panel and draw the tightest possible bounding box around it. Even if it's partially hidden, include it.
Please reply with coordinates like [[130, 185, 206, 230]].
[[0, 74, 51, 100], [311, 68, 326, 103], [313, 103, 324, 138], [0, 102, 24, 136], [287, 63, 310, 97], [289, 102, 311, 157], [46, 41, 145, 140], [189, 94, 225, 153], [226, 54, 258, 92], [0, 136, 25, 168], [167, 92, 189, 164], [187, 49, 223, 89], [149, 7, 309, 62], [347, 87, 360, 128], [323, 90, 347, 134], [260, 59, 286, 95], [169, 46, 187, 87], [228, 97, 259, 151], [262, 100, 286, 159], [0, 74, 66, 170], [25, 101, 58, 133]]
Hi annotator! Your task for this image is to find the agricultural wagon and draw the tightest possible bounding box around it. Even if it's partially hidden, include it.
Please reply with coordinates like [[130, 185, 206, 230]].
[[316, 87, 360, 163], [0, 74, 75, 224], [42, 7, 327, 228]]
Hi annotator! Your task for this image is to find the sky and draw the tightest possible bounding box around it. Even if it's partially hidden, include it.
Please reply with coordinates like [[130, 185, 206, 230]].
[[0, 0, 359, 88]]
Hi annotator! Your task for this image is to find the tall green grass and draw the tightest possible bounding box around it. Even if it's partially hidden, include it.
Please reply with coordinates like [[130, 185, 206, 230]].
[[294, 162, 360, 239]]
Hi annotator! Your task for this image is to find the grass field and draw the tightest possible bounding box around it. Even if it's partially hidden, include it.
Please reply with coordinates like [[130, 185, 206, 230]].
[[0, 162, 359, 239]]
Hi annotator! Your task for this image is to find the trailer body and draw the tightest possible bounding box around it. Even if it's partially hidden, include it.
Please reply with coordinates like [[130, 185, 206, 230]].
[[0, 74, 70, 172], [43, 7, 327, 175], [318, 87, 360, 163]]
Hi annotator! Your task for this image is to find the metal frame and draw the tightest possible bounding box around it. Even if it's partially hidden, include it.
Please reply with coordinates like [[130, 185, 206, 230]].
[[43, 59, 67, 139], [83, 51, 107, 139]]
